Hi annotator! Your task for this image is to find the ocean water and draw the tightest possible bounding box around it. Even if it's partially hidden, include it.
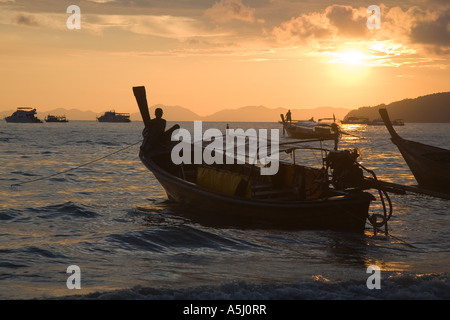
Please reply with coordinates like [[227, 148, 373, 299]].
[[0, 119, 449, 300]]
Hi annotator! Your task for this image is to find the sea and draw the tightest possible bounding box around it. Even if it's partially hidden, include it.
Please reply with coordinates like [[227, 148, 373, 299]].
[[0, 119, 449, 303]]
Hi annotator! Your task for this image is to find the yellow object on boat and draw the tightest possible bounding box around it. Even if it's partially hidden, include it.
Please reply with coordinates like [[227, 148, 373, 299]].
[[197, 167, 251, 198]]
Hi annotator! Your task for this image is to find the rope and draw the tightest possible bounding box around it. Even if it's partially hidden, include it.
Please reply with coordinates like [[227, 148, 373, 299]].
[[329, 201, 417, 249], [10, 140, 142, 188]]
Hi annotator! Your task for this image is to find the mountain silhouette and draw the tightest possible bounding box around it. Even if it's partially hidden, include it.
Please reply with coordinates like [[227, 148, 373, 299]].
[[134, 105, 351, 122], [2, 91, 448, 122], [344, 92, 450, 123]]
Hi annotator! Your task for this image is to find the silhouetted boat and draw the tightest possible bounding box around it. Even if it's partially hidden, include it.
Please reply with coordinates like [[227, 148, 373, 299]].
[[133, 86, 385, 233], [341, 117, 369, 125], [45, 115, 68, 122], [279, 114, 339, 141], [379, 108, 450, 194], [97, 110, 130, 122], [5, 107, 43, 123], [369, 118, 404, 126]]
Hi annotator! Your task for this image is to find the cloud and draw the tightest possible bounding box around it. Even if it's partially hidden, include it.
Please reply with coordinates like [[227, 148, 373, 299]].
[[325, 5, 367, 37], [84, 14, 225, 40], [273, 4, 450, 57], [272, 12, 331, 44], [13, 13, 39, 26], [88, 0, 115, 3], [271, 3, 450, 70], [410, 9, 450, 48], [204, 0, 257, 23], [272, 5, 368, 44]]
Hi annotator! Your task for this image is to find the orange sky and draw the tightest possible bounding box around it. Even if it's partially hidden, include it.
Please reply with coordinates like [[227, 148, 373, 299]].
[[0, 0, 449, 116]]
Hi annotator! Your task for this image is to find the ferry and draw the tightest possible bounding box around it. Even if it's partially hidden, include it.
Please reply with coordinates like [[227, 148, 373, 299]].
[[97, 110, 131, 122], [45, 115, 69, 122], [5, 107, 43, 123]]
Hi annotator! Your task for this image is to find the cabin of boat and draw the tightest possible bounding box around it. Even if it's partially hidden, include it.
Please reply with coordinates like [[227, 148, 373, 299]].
[[45, 115, 68, 122], [97, 110, 131, 122], [5, 107, 43, 123]]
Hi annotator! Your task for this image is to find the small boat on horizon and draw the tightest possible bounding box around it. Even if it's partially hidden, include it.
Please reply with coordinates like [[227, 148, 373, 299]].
[[369, 118, 404, 126], [4, 107, 43, 123], [97, 110, 131, 122], [341, 117, 370, 125], [379, 108, 450, 194], [45, 114, 69, 122]]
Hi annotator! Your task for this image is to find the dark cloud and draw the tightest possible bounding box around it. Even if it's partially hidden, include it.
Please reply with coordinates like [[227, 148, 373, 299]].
[[273, 4, 370, 44], [13, 14, 39, 26], [326, 5, 367, 37], [410, 9, 450, 48], [0, 0, 211, 14], [272, 14, 332, 44]]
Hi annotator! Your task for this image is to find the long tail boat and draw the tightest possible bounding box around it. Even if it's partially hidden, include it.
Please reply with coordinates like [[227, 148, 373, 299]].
[[131, 86, 396, 233], [379, 108, 450, 194]]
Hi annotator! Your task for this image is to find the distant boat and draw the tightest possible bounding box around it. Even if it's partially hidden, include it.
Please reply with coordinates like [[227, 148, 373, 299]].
[[45, 115, 68, 123], [341, 117, 370, 125], [369, 118, 404, 126], [97, 110, 131, 122], [5, 107, 43, 123], [379, 108, 450, 194], [279, 114, 340, 141]]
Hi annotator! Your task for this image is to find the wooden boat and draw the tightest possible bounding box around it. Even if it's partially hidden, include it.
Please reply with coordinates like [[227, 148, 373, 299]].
[[132, 86, 387, 233], [280, 114, 339, 141], [379, 108, 450, 194]]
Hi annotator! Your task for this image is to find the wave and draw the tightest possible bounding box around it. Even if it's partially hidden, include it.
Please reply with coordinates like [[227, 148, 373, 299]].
[[106, 224, 263, 254], [60, 272, 450, 300], [28, 201, 99, 219]]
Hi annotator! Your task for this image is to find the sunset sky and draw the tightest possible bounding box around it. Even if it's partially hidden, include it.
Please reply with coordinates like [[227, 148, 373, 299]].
[[0, 0, 449, 116]]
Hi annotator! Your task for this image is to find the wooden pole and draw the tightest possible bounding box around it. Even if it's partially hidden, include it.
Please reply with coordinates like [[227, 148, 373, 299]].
[[364, 178, 450, 200]]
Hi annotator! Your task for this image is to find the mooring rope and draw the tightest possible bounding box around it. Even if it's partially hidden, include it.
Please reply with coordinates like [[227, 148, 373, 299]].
[[10, 140, 142, 188]]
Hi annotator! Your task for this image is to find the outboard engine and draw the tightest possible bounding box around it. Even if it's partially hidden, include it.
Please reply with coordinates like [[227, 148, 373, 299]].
[[325, 149, 364, 190]]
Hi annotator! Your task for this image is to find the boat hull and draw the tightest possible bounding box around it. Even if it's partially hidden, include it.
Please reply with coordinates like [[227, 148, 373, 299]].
[[140, 151, 372, 232], [5, 117, 42, 123], [394, 140, 450, 193], [379, 108, 450, 194], [285, 126, 336, 140], [97, 118, 130, 122]]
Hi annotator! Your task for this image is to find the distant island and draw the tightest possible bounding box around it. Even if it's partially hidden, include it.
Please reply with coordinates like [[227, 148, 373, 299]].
[[1, 91, 449, 122], [144, 104, 351, 123], [343, 92, 450, 123]]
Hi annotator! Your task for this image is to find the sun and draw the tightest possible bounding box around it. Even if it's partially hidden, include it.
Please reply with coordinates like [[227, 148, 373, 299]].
[[323, 49, 373, 86], [337, 50, 367, 66]]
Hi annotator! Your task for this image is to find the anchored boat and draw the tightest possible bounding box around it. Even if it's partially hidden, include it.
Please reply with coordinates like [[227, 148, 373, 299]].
[[5, 107, 43, 123], [45, 115, 68, 122], [97, 110, 131, 122], [369, 118, 404, 126], [379, 108, 450, 194], [279, 114, 340, 141], [133, 86, 393, 233]]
